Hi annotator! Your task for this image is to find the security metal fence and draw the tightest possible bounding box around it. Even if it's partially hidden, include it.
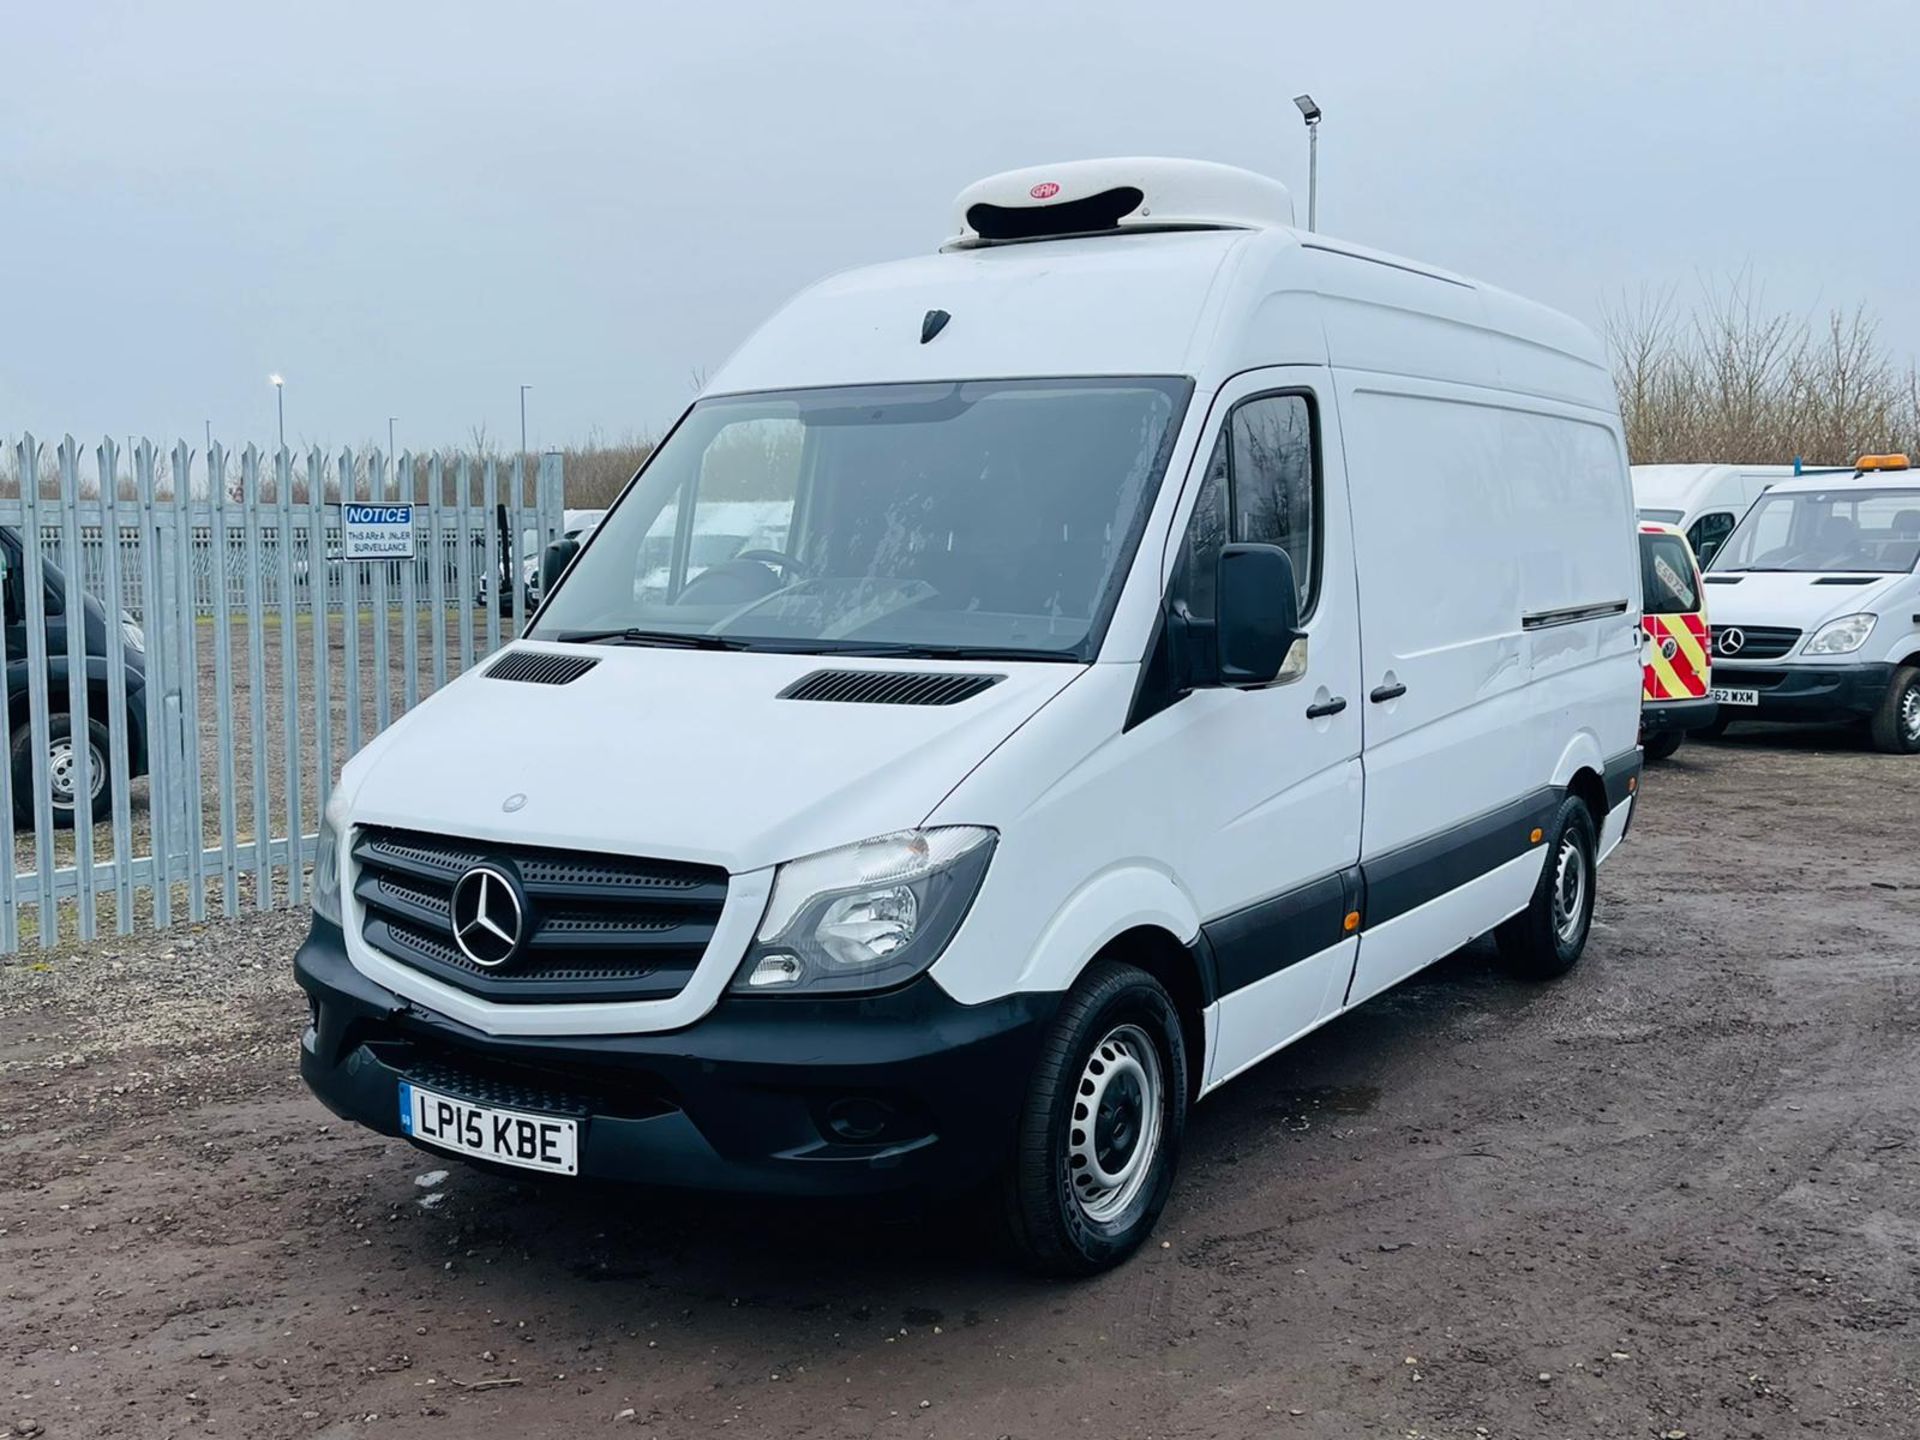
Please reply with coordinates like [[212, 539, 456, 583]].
[[1, 434, 565, 953]]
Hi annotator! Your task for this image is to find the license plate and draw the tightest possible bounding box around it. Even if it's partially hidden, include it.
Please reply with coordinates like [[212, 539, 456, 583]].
[[399, 1081, 579, 1176], [1712, 687, 1759, 707]]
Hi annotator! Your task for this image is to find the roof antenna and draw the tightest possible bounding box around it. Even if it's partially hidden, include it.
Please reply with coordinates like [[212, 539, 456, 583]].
[[921, 309, 951, 344]]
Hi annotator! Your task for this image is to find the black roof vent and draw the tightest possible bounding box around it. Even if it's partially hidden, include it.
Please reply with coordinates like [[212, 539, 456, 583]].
[[965, 185, 1145, 242], [1812, 575, 1878, 585], [780, 670, 1003, 707], [486, 650, 600, 686]]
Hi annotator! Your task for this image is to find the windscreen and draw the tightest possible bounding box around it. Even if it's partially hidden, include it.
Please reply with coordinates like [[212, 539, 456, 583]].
[[1710, 487, 1920, 574], [1639, 532, 1700, 615], [530, 377, 1192, 660]]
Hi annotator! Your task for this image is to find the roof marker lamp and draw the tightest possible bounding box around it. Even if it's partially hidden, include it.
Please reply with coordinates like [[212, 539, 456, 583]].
[[735, 827, 996, 995], [1803, 612, 1876, 656]]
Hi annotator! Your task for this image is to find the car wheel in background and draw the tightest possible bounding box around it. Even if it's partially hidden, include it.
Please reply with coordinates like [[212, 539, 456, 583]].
[[11, 714, 113, 828], [1495, 794, 1597, 981], [1003, 961, 1188, 1276], [1868, 664, 1920, 755]]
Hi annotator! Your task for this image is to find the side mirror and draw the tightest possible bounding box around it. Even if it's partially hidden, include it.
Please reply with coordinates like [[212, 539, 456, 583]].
[[1217, 543, 1304, 688], [540, 537, 580, 596]]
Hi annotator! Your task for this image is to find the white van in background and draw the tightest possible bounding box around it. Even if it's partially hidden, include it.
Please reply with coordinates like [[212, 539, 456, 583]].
[[296, 157, 1643, 1274], [1702, 455, 1920, 751], [1631, 464, 1800, 567]]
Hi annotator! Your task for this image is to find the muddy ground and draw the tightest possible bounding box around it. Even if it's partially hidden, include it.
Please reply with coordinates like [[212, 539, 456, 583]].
[[2, 731, 1917, 1439]]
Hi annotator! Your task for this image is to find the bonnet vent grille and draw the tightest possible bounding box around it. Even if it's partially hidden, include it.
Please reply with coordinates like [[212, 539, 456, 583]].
[[780, 670, 1003, 707], [485, 650, 600, 686]]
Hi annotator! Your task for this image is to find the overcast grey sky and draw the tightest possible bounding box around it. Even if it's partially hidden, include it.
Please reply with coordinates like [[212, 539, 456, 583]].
[[4, 0, 1916, 456]]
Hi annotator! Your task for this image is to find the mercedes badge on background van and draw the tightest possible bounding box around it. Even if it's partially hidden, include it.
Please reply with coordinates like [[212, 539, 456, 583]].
[[295, 158, 1644, 1274]]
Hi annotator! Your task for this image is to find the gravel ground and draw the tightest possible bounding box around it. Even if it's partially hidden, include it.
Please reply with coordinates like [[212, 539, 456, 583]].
[[2, 730, 1917, 1439]]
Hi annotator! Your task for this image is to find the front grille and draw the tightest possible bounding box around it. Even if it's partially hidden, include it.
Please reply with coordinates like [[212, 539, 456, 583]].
[[353, 826, 728, 1004], [1712, 625, 1800, 660]]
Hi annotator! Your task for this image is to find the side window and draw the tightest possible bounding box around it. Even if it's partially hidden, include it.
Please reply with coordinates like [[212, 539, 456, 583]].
[[1175, 393, 1318, 620], [1687, 510, 1735, 567], [0, 544, 15, 625]]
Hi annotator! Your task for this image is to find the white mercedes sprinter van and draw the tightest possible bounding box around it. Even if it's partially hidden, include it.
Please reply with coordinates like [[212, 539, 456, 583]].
[[297, 159, 1643, 1274], [1631, 463, 1799, 567], [1700, 454, 1920, 750]]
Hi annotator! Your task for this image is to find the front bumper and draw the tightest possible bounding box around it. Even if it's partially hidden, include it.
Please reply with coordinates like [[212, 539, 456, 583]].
[[1640, 695, 1717, 735], [294, 918, 1056, 1196], [1714, 661, 1894, 723]]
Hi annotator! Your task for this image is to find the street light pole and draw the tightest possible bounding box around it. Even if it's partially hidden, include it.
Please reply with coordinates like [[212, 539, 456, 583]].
[[1293, 94, 1322, 232], [270, 373, 286, 448], [388, 416, 397, 460], [519, 384, 531, 468]]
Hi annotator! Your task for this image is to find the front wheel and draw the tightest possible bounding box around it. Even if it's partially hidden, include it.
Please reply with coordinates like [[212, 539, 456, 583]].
[[1003, 962, 1188, 1276], [1867, 665, 1920, 755], [1495, 795, 1597, 981]]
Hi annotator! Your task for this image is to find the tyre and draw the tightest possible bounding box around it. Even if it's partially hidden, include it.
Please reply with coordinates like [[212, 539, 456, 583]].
[[1642, 730, 1684, 763], [10, 714, 112, 828], [1867, 664, 1920, 755], [1003, 961, 1188, 1276], [1495, 795, 1597, 981]]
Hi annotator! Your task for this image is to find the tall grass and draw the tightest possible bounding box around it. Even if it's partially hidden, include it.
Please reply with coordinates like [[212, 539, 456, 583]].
[[1604, 277, 1920, 466]]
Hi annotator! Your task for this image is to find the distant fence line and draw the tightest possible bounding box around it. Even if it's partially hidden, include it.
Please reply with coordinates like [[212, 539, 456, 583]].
[[1, 432, 565, 955]]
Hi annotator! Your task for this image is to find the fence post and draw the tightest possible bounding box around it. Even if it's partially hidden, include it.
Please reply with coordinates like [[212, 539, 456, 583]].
[[98, 438, 136, 935], [56, 437, 98, 941], [455, 456, 474, 673], [19, 435, 59, 946], [426, 454, 447, 694], [241, 445, 271, 908], [277, 445, 304, 904], [370, 450, 392, 734], [399, 451, 420, 716], [309, 447, 335, 828], [482, 457, 500, 658], [137, 441, 174, 930], [172, 439, 206, 921]]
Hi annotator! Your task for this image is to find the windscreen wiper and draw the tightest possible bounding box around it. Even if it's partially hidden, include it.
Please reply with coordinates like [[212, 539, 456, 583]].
[[820, 641, 1080, 663], [551, 627, 747, 650]]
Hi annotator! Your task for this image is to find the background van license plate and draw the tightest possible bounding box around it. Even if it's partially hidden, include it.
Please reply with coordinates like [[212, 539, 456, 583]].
[[399, 1082, 578, 1175], [1713, 687, 1759, 707]]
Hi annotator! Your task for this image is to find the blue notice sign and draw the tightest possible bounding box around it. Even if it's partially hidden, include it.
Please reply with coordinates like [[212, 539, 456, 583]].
[[342, 503, 416, 560]]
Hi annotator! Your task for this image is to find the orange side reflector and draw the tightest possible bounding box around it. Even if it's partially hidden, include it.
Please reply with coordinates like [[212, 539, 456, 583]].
[[1343, 911, 1361, 933], [1529, 827, 1543, 844], [1628, 775, 1638, 791]]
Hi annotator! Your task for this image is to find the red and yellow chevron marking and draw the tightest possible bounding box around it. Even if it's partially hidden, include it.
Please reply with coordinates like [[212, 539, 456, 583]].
[[1642, 612, 1710, 701]]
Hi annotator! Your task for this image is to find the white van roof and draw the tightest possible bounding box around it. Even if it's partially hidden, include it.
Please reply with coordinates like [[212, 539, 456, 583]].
[[706, 159, 1612, 413], [1766, 468, 1920, 495], [1631, 463, 1800, 510]]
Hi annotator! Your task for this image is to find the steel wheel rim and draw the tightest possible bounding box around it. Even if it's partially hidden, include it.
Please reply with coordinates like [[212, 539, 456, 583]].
[[1902, 686, 1920, 745], [46, 738, 106, 810], [1552, 834, 1587, 946], [1066, 1022, 1164, 1224]]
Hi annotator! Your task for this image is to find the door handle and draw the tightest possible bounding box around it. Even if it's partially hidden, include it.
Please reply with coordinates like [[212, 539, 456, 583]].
[[1305, 696, 1347, 719], [1369, 681, 1407, 703]]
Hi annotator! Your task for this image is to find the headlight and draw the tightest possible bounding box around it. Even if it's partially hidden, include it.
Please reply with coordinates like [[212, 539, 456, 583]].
[[312, 797, 347, 925], [1803, 612, 1876, 655], [733, 827, 996, 995], [120, 617, 145, 653]]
